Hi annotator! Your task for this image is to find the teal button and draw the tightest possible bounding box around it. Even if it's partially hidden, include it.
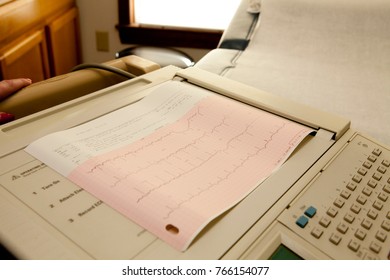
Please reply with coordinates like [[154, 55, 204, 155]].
[[296, 216, 309, 228], [305, 206, 317, 218]]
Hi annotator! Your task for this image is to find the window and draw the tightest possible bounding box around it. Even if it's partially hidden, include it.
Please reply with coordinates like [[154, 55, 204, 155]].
[[133, 0, 240, 30], [117, 0, 241, 49]]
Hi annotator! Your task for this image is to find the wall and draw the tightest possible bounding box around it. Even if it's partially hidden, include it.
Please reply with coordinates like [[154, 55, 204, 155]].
[[76, 0, 210, 64]]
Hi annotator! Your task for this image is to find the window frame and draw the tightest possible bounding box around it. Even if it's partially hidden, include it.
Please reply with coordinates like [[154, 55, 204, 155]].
[[116, 0, 223, 49]]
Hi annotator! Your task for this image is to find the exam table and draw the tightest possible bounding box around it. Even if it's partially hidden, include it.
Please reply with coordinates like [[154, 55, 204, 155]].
[[196, 0, 390, 146]]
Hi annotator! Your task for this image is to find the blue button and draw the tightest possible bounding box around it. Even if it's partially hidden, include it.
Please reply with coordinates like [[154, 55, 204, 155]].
[[305, 206, 317, 218], [296, 216, 309, 228]]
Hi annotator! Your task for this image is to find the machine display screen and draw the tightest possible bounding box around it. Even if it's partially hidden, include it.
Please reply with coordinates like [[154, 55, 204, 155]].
[[269, 245, 303, 260]]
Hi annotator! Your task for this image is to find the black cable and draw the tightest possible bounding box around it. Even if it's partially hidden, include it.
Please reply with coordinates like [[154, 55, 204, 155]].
[[71, 63, 137, 79]]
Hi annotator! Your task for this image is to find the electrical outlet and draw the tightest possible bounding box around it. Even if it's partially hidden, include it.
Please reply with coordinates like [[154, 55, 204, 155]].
[[96, 31, 109, 52]]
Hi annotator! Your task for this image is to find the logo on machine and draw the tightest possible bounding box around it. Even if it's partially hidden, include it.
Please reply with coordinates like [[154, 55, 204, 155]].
[[9, 163, 46, 181]]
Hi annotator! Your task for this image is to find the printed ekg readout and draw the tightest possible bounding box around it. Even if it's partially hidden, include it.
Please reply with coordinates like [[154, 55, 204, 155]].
[[68, 91, 312, 251]]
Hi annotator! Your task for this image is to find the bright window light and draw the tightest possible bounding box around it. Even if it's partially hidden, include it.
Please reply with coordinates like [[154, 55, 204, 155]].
[[133, 0, 241, 30]]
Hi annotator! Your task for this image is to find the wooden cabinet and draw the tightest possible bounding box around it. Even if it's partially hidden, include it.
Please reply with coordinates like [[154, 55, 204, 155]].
[[0, 30, 50, 81], [46, 7, 81, 76], [0, 0, 81, 82]]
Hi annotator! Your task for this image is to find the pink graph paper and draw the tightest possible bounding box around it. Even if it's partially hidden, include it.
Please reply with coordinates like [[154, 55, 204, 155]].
[[68, 91, 313, 251]]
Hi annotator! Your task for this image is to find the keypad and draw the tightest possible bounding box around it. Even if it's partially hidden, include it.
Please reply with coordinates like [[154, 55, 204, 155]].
[[286, 135, 390, 259], [321, 146, 389, 257]]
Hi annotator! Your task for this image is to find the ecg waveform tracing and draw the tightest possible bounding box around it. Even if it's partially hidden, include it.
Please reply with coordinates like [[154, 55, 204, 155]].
[[26, 81, 313, 251], [67, 88, 312, 250], [86, 104, 284, 208]]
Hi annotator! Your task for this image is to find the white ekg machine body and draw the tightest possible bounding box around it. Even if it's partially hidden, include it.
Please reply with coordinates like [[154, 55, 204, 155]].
[[0, 67, 389, 260]]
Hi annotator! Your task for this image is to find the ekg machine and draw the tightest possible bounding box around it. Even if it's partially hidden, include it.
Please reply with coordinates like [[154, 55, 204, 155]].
[[0, 67, 389, 260]]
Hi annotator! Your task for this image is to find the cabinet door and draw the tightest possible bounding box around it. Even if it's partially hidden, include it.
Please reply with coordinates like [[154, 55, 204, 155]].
[[0, 30, 50, 82], [47, 7, 81, 76]]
